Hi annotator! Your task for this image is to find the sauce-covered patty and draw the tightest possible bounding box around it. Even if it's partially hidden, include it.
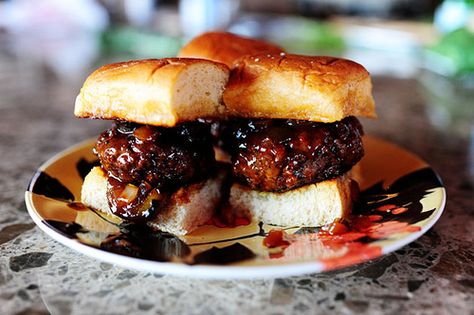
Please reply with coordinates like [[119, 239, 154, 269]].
[[217, 116, 364, 192], [94, 121, 215, 220], [95, 121, 215, 188]]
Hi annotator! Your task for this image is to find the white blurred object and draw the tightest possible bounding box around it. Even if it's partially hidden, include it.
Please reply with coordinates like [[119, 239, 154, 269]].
[[0, 0, 108, 80], [434, 0, 474, 33], [0, 0, 108, 35], [179, 0, 240, 38], [331, 18, 439, 78], [124, 0, 154, 27]]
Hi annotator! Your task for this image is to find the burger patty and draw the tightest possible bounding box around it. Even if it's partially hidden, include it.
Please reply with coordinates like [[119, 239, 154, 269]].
[[94, 121, 215, 190], [218, 116, 364, 192]]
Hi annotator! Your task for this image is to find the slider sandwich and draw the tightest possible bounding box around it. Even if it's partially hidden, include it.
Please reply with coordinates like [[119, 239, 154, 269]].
[[75, 58, 230, 235], [75, 36, 376, 234], [218, 54, 376, 227], [178, 31, 284, 67]]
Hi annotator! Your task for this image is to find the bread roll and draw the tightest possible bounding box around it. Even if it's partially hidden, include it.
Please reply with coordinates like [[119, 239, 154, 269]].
[[81, 167, 225, 235], [178, 32, 284, 67], [229, 174, 353, 227], [223, 54, 376, 123], [75, 58, 229, 127]]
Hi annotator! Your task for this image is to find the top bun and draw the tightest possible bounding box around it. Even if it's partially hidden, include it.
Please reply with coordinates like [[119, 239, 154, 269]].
[[223, 54, 376, 123], [75, 58, 229, 127], [178, 32, 284, 68]]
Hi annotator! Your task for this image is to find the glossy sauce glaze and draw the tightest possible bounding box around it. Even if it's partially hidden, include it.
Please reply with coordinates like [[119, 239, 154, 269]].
[[105, 176, 163, 221], [214, 116, 364, 192], [94, 121, 216, 221]]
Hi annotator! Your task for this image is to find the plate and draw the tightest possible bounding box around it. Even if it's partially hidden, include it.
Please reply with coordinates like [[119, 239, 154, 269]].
[[25, 136, 446, 279]]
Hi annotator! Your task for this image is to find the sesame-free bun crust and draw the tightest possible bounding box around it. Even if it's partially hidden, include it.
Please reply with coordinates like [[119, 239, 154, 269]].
[[230, 173, 353, 227], [178, 32, 284, 68], [75, 58, 229, 127], [81, 167, 225, 235], [223, 54, 376, 123]]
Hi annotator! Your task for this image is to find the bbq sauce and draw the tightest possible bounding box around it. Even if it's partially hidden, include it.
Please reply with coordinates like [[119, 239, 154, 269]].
[[216, 116, 364, 192], [67, 202, 89, 211], [106, 176, 163, 221], [94, 121, 216, 221], [263, 229, 290, 248]]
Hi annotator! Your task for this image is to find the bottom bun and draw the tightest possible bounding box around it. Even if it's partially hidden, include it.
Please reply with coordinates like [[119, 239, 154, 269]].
[[81, 167, 224, 235], [229, 173, 354, 227]]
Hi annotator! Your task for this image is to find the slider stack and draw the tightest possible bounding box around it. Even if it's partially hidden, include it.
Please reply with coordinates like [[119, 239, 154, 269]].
[[76, 32, 376, 235]]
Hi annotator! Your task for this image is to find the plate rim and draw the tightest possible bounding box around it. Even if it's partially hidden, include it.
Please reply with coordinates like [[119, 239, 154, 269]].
[[24, 136, 447, 279]]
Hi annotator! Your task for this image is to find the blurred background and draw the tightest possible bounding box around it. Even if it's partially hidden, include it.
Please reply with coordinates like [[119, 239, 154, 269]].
[[0, 0, 472, 144]]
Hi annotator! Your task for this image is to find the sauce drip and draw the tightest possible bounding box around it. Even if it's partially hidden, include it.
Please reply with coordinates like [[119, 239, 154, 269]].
[[263, 229, 290, 248], [106, 176, 162, 221], [318, 221, 349, 236], [205, 215, 250, 228], [94, 121, 216, 221], [67, 202, 89, 211]]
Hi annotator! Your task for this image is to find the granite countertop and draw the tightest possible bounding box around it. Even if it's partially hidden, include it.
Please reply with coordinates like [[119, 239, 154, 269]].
[[0, 53, 472, 315]]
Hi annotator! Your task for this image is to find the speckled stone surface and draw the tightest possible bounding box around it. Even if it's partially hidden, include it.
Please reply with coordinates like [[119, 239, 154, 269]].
[[0, 52, 472, 315]]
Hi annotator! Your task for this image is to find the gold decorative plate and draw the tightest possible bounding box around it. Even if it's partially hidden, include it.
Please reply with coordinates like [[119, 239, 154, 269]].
[[25, 136, 446, 279]]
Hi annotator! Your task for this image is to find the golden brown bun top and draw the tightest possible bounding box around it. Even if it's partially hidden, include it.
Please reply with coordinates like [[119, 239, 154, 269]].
[[223, 54, 376, 122], [74, 58, 229, 127], [178, 32, 285, 68]]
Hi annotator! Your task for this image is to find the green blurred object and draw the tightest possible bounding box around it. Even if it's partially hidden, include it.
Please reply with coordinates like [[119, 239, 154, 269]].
[[418, 69, 474, 137], [426, 28, 474, 77], [270, 19, 345, 55], [101, 27, 183, 59], [421, 27, 474, 137]]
